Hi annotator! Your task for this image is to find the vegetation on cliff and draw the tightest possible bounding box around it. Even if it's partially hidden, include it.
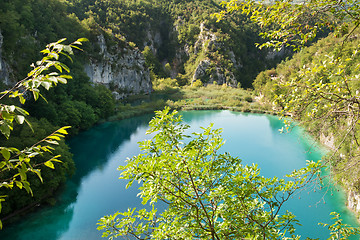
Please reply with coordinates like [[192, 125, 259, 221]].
[[98, 0, 360, 239], [231, 0, 360, 218], [2, 0, 360, 238], [0, 38, 85, 227], [66, 0, 271, 88], [254, 28, 360, 194]]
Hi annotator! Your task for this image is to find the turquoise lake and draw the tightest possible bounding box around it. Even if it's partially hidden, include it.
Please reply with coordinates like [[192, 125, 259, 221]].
[[0, 110, 358, 239]]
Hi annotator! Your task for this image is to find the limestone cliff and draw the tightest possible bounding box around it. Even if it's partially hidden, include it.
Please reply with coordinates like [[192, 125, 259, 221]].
[[0, 32, 152, 99], [320, 133, 360, 219], [84, 34, 152, 99], [190, 23, 238, 87]]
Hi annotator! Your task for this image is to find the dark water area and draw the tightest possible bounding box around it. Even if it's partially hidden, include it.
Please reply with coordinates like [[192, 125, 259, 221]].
[[0, 110, 358, 239]]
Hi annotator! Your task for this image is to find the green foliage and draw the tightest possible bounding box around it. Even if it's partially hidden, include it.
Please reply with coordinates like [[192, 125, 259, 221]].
[[175, 73, 189, 86], [0, 0, 89, 78], [0, 38, 85, 227], [191, 79, 203, 88], [67, 0, 270, 88], [153, 77, 179, 91], [98, 108, 323, 239], [143, 46, 165, 78], [0, 118, 74, 219], [225, 0, 360, 224], [252, 28, 360, 186], [217, 0, 331, 50], [0, 0, 116, 133], [320, 212, 360, 240], [165, 84, 269, 113]]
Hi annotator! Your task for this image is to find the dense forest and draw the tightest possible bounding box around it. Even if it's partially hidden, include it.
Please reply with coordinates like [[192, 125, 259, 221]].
[[254, 28, 360, 199], [0, 0, 275, 224], [2, 0, 360, 238]]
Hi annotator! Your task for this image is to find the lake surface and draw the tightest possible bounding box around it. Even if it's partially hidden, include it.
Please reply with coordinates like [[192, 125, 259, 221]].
[[0, 110, 358, 239]]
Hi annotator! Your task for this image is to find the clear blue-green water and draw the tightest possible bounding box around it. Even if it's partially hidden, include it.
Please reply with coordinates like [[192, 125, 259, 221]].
[[0, 110, 358, 239]]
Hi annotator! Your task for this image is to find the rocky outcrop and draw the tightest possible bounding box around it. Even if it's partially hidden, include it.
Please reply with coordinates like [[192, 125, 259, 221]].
[[266, 47, 286, 60], [191, 23, 238, 86], [348, 189, 360, 216], [319, 132, 360, 220], [319, 133, 335, 150], [84, 35, 152, 99], [145, 29, 162, 55], [193, 59, 211, 81], [0, 31, 12, 86], [194, 23, 218, 55]]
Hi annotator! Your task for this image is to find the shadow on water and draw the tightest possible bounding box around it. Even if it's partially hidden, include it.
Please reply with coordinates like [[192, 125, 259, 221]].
[[0, 111, 358, 240], [68, 114, 153, 184], [0, 114, 154, 240]]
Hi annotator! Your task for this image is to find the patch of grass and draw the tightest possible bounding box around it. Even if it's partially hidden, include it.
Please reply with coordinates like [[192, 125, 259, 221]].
[[113, 84, 274, 119], [109, 100, 167, 121], [167, 84, 272, 112]]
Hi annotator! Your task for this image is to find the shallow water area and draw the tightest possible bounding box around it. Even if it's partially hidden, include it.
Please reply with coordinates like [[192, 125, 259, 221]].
[[0, 110, 358, 239]]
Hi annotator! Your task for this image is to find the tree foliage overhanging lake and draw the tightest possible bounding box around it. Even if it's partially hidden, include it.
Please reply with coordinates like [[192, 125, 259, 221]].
[[0, 110, 358, 239]]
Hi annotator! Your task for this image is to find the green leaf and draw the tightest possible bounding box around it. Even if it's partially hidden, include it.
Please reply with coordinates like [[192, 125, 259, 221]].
[[1, 148, 11, 161], [57, 78, 67, 84], [0, 124, 11, 139], [7, 105, 15, 112], [19, 95, 26, 104], [49, 52, 59, 60], [32, 90, 39, 101], [70, 45, 83, 51], [45, 140, 59, 145], [59, 63, 70, 73], [54, 64, 62, 73], [59, 75, 72, 79], [64, 45, 73, 55], [56, 38, 67, 44], [41, 81, 52, 90], [0, 161, 6, 169], [32, 169, 43, 183], [15, 115, 25, 125], [76, 38, 88, 43], [15, 106, 29, 116], [22, 181, 32, 196], [47, 135, 61, 141], [44, 161, 55, 169], [18, 166, 27, 181], [15, 181, 23, 189]]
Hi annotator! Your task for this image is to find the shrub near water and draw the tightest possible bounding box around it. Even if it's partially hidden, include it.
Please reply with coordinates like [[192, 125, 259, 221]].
[[114, 82, 273, 122], [168, 84, 270, 112]]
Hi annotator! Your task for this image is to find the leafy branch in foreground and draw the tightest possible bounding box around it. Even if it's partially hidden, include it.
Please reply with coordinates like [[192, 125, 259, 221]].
[[319, 212, 360, 240], [217, 0, 360, 191], [216, 0, 360, 51], [0, 37, 87, 228], [98, 107, 323, 239]]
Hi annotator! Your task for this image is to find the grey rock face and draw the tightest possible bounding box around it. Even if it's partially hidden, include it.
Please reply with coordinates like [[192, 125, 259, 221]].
[[191, 23, 238, 87], [193, 59, 211, 81], [266, 46, 286, 60], [85, 35, 152, 99], [145, 30, 162, 55], [0, 31, 12, 85]]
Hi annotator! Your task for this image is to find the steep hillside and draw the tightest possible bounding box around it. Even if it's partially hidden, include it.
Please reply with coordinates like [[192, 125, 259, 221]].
[[0, 0, 153, 126], [253, 29, 360, 217], [0, 0, 281, 223], [67, 0, 271, 88], [0, 0, 152, 222]]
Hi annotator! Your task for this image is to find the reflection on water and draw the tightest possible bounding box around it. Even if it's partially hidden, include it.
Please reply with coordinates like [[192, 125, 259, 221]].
[[0, 111, 358, 239], [0, 114, 153, 240]]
